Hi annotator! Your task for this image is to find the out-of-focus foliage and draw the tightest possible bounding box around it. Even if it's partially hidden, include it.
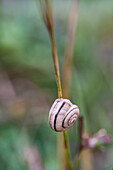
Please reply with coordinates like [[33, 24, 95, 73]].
[[0, 0, 113, 170]]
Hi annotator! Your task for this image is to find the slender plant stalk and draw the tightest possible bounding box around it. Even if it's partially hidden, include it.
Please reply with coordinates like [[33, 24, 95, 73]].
[[77, 116, 84, 156], [49, 27, 62, 99], [57, 132, 65, 170], [73, 116, 84, 169], [63, 131, 72, 170], [61, 0, 79, 169], [62, 1, 93, 169], [38, 1, 71, 169], [62, 0, 79, 98], [38, 0, 62, 98], [61, 0, 79, 167], [80, 149, 93, 170]]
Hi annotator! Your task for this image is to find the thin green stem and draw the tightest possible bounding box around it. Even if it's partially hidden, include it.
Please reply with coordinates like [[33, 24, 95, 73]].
[[49, 12, 71, 170], [38, 1, 71, 169], [63, 131, 72, 170], [49, 30, 62, 99]]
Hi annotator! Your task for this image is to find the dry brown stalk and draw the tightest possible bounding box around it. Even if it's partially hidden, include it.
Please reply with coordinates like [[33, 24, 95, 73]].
[[60, 1, 79, 170], [73, 116, 84, 169], [62, 0, 79, 98], [80, 149, 93, 170], [61, 1, 93, 169]]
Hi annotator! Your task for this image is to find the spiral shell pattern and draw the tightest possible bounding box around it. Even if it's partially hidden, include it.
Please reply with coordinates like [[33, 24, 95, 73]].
[[49, 98, 79, 132]]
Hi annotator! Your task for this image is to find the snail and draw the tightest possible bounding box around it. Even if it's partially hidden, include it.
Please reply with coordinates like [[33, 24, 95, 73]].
[[49, 98, 79, 132]]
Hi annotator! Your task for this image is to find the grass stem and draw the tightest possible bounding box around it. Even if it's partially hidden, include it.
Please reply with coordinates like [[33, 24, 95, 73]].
[[63, 131, 72, 170], [38, 1, 71, 169]]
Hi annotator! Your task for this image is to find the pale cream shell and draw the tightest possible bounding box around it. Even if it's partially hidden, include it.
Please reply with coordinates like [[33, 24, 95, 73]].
[[49, 98, 79, 132]]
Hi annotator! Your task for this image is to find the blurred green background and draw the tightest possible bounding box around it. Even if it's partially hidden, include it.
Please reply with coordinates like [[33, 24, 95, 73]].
[[0, 0, 113, 169]]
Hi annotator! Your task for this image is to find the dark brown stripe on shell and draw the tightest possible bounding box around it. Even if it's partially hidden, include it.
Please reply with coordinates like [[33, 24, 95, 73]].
[[49, 101, 60, 129], [54, 102, 65, 131], [62, 107, 78, 128]]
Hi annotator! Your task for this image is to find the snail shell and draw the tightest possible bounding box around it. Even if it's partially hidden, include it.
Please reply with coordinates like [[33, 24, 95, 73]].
[[49, 98, 79, 132]]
